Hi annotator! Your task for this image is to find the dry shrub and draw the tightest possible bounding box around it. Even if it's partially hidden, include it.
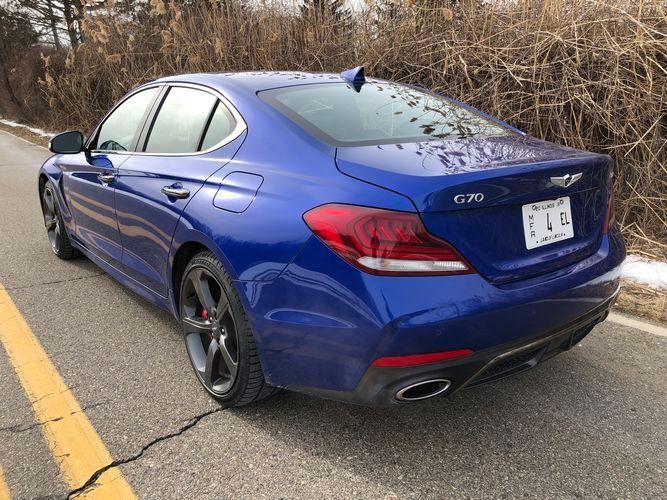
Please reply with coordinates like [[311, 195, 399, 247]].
[[3, 47, 56, 123], [37, 0, 667, 252], [615, 280, 666, 322]]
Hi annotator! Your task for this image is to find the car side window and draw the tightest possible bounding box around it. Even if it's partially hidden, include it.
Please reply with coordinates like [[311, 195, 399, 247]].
[[200, 102, 237, 151], [144, 87, 217, 154], [94, 87, 158, 152]]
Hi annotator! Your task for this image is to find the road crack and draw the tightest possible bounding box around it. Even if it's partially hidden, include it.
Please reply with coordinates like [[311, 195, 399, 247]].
[[66, 406, 223, 498], [3, 385, 78, 414], [0, 402, 107, 434]]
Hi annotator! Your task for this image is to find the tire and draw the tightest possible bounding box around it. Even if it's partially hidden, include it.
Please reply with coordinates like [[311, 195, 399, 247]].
[[179, 251, 277, 407], [40, 181, 78, 260]]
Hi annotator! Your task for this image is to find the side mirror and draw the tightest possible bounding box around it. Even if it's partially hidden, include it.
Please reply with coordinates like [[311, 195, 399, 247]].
[[49, 131, 84, 154]]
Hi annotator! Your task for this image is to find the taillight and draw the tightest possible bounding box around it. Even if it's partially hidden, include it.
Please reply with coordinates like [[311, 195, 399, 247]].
[[302, 204, 474, 276], [603, 189, 615, 234]]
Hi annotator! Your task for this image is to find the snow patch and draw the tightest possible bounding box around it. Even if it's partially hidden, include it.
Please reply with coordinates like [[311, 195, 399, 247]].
[[622, 255, 667, 291], [0, 117, 53, 138]]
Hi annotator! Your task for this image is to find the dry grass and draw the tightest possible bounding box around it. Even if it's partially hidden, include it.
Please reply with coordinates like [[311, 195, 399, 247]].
[[8, 0, 667, 252], [616, 280, 666, 322]]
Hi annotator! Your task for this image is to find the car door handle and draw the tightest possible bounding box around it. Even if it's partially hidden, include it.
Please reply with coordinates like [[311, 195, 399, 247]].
[[98, 173, 115, 184], [161, 186, 190, 199]]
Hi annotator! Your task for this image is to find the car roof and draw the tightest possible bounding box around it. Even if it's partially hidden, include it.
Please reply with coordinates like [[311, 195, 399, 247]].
[[154, 71, 352, 93]]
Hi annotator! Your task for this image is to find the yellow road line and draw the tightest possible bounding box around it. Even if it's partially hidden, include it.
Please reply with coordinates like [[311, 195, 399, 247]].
[[0, 466, 10, 500], [0, 286, 135, 499]]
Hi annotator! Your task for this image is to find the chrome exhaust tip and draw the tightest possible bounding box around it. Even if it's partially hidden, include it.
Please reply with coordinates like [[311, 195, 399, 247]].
[[395, 379, 451, 402]]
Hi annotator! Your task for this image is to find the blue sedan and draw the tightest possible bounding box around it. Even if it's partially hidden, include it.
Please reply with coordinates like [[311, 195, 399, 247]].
[[39, 67, 624, 406]]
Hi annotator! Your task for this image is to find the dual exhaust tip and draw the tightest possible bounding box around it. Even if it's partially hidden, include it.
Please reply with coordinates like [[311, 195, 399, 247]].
[[395, 379, 451, 402]]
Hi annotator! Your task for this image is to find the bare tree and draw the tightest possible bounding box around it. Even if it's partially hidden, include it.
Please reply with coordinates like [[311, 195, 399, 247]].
[[61, 0, 84, 46], [12, 0, 84, 48], [300, 0, 352, 23], [45, 0, 61, 49]]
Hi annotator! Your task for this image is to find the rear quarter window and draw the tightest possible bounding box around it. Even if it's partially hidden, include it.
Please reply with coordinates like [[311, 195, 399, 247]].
[[200, 102, 236, 152]]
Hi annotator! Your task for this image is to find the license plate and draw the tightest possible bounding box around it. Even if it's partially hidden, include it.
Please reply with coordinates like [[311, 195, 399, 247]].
[[522, 197, 574, 250]]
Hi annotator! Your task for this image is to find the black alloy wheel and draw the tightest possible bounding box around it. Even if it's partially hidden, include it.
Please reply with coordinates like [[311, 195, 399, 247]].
[[41, 182, 77, 259], [179, 251, 276, 406], [182, 266, 239, 395]]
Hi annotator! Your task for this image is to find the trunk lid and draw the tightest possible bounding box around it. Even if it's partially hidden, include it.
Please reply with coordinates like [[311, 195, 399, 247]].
[[336, 135, 612, 284]]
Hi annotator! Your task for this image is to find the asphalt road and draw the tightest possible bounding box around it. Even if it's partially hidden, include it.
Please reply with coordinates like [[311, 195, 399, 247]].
[[0, 129, 665, 499]]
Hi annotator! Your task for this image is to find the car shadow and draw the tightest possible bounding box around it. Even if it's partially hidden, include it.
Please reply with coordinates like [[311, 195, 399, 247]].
[[226, 344, 655, 496]]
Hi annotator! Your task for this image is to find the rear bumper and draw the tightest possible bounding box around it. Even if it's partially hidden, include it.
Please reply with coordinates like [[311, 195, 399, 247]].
[[240, 229, 625, 402], [291, 291, 617, 406]]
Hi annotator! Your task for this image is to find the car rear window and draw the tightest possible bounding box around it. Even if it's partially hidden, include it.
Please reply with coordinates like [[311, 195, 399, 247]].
[[259, 82, 513, 147]]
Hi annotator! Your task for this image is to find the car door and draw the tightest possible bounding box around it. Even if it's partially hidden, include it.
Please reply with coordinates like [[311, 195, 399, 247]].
[[114, 84, 246, 297], [60, 86, 161, 265]]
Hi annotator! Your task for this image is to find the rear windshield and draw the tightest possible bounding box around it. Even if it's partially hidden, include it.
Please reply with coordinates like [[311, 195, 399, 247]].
[[259, 82, 513, 147]]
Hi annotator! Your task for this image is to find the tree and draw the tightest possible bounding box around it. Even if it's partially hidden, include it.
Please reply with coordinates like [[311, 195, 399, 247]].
[[300, 0, 352, 24], [61, 0, 84, 46], [0, 3, 39, 115], [12, 0, 86, 48]]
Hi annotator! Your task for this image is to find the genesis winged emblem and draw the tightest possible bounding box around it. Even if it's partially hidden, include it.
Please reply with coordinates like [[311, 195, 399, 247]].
[[550, 172, 583, 188]]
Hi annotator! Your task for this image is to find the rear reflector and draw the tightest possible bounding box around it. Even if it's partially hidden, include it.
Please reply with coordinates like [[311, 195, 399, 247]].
[[372, 349, 474, 367], [303, 204, 474, 276]]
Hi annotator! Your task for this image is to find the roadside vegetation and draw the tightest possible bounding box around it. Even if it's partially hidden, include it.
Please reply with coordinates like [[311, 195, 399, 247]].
[[0, 0, 665, 256]]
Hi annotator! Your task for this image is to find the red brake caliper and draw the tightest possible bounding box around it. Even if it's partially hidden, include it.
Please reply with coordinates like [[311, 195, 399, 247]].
[[201, 308, 209, 321]]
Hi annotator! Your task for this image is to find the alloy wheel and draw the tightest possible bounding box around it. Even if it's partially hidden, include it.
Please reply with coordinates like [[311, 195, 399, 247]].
[[41, 186, 61, 254], [181, 267, 239, 396]]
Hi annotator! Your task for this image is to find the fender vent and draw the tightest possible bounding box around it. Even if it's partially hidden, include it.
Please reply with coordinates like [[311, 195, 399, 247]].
[[58, 175, 69, 209]]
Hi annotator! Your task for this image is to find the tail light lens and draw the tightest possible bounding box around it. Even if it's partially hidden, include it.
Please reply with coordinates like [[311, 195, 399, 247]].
[[303, 204, 474, 276], [603, 189, 615, 234]]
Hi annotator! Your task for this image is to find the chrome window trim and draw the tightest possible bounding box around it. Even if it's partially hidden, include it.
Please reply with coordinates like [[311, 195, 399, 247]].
[[86, 81, 247, 157]]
